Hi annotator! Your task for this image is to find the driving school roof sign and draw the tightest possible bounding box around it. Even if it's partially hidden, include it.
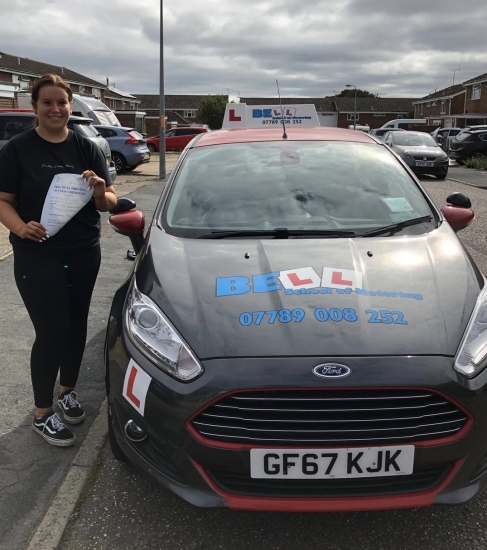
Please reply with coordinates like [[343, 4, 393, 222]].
[[222, 103, 319, 129]]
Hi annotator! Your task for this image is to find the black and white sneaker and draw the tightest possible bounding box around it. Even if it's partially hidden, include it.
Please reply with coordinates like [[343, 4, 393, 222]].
[[57, 390, 86, 425], [32, 412, 76, 447]]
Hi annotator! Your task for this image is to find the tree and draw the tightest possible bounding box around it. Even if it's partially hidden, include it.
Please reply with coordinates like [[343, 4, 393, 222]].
[[333, 89, 379, 98], [197, 95, 228, 129]]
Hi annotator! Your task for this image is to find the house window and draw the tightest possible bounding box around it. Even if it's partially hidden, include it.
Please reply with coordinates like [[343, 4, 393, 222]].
[[11, 75, 30, 90], [184, 110, 196, 118], [92, 88, 101, 99], [109, 99, 116, 110], [419, 104, 423, 115], [121, 101, 126, 110], [441, 101, 446, 114], [427, 102, 431, 107], [347, 114, 359, 121], [432, 101, 437, 106], [373, 113, 386, 117], [130, 102, 135, 110], [472, 84, 481, 100], [79, 86, 85, 95]]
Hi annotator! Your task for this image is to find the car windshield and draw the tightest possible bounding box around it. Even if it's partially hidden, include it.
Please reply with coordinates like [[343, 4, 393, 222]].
[[393, 134, 437, 147], [162, 141, 434, 238]]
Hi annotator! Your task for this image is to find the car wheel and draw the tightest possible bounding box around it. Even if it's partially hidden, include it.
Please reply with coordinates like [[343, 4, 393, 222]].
[[108, 407, 129, 463], [124, 166, 136, 172], [435, 173, 447, 180], [147, 143, 157, 153], [471, 151, 485, 159], [112, 153, 126, 173]]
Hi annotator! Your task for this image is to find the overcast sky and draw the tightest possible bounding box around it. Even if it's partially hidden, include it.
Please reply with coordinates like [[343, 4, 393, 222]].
[[1, 0, 486, 99]]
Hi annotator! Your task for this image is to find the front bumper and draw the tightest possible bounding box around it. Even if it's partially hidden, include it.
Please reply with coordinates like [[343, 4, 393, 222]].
[[106, 323, 487, 511], [403, 158, 449, 176]]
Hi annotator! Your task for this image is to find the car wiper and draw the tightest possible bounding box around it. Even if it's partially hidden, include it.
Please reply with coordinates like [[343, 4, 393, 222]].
[[196, 228, 356, 239], [361, 215, 433, 237]]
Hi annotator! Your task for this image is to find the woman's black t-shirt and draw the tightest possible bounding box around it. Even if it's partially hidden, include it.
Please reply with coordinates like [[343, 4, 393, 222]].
[[0, 129, 113, 251]]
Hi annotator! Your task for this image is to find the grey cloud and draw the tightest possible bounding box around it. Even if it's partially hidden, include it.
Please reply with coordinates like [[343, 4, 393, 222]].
[[0, 0, 486, 99]]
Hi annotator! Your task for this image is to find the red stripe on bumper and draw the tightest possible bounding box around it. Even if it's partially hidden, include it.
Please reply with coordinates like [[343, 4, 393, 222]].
[[191, 458, 465, 512]]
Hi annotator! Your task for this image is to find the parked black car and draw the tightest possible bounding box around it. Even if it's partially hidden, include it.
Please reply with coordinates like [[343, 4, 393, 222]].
[[449, 130, 487, 163]]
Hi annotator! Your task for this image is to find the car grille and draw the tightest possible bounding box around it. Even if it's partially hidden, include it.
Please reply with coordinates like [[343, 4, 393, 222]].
[[191, 389, 469, 446], [412, 154, 439, 161], [207, 465, 450, 498]]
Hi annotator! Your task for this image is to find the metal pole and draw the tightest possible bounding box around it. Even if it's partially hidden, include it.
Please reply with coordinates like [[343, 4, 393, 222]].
[[159, 0, 166, 179], [354, 88, 357, 130]]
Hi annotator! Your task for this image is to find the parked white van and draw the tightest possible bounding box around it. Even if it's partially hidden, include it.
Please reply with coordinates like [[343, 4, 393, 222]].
[[17, 92, 121, 127], [380, 119, 426, 130]]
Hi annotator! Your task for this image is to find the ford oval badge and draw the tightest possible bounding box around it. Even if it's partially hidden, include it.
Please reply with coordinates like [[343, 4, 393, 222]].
[[313, 363, 351, 378]]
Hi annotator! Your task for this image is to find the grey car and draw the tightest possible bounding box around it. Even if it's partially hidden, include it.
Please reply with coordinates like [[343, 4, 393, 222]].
[[94, 125, 150, 173], [0, 111, 117, 182], [105, 126, 487, 513], [369, 127, 405, 141], [383, 130, 449, 179]]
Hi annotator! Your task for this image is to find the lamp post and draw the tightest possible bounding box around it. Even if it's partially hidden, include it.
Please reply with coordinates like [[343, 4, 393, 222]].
[[346, 84, 357, 130], [159, 0, 166, 179]]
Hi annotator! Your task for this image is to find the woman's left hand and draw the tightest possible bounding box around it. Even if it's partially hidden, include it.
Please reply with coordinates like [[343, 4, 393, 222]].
[[82, 170, 106, 201]]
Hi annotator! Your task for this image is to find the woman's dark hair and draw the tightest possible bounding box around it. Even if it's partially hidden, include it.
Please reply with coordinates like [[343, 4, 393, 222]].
[[31, 74, 73, 106]]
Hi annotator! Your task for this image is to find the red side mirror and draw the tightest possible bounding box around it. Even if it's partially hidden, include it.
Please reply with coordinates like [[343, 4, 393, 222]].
[[441, 205, 474, 232], [108, 209, 145, 235]]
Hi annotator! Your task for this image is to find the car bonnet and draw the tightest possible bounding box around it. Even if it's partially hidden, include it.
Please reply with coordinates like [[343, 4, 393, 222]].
[[135, 223, 480, 360]]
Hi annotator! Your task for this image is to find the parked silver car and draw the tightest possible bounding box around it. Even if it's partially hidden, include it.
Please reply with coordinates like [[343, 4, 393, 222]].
[[94, 125, 150, 173], [383, 131, 449, 179], [432, 128, 462, 150]]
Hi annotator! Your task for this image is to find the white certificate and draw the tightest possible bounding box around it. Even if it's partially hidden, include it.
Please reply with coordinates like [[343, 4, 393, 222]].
[[40, 174, 94, 236]]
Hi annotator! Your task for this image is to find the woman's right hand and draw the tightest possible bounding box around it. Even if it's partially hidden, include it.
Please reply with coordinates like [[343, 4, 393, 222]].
[[18, 221, 48, 242]]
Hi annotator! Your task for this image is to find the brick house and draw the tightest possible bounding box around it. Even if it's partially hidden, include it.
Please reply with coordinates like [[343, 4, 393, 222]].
[[104, 85, 145, 133], [413, 73, 487, 128], [0, 51, 106, 108], [412, 85, 466, 127], [461, 73, 487, 126], [0, 51, 146, 131], [135, 95, 213, 137], [332, 97, 417, 129]]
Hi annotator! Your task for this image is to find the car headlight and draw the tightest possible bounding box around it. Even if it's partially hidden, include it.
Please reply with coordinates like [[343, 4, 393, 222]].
[[124, 280, 203, 381], [437, 155, 449, 162], [400, 152, 413, 160], [454, 286, 487, 378]]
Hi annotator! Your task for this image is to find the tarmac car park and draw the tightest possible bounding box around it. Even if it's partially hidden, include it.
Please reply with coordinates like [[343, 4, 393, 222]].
[[105, 103, 487, 513]]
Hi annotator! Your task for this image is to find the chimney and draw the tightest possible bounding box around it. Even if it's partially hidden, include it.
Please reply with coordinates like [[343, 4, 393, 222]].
[[107, 77, 110, 87]]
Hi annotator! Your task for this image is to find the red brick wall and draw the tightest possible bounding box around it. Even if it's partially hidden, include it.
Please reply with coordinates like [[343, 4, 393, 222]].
[[0, 71, 12, 83], [145, 117, 160, 137], [451, 93, 466, 115], [464, 84, 487, 114], [115, 112, 138, 128]]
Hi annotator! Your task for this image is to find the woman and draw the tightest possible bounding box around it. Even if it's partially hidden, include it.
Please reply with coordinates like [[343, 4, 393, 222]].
[[0, 74, 117, 446]]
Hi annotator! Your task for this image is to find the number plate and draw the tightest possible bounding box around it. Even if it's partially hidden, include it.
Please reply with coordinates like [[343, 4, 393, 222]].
[[250, 446, 414, 479], [416, 161, 434, 167]]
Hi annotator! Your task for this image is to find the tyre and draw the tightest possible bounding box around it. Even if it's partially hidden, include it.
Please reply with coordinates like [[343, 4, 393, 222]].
[[108, 406, 129, 463], [471, 151, 485, 159], [435, 173, 447, 180], [112, 153, 126, 173], [124, 166, 137, 172], [147, 143, 157, 153]]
